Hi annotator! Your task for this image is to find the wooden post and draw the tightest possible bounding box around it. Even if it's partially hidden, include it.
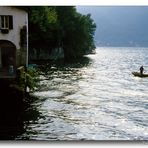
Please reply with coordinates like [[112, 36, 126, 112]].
[[24, 66, 27, 95]]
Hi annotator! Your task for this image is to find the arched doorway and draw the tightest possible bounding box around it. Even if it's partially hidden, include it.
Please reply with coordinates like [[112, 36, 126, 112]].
[[0, 40, 16, 76]]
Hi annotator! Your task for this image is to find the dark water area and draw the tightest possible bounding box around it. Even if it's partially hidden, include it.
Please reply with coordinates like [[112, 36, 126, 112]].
[[0, 82, 23, 140], [0, 57, 90, 140], [0, 47, 148, 140], [0, 81, 40, 140]]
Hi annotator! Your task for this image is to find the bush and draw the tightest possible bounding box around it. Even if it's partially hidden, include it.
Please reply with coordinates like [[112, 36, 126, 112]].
[[16, 66, 39, 92]]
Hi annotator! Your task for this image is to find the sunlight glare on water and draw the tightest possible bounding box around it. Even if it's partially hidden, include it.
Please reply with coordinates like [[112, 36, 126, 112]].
[[18, 47, 148, 140]]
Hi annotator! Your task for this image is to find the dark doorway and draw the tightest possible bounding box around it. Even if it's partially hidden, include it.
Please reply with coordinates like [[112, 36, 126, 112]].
[[0, 40, 16, 76]]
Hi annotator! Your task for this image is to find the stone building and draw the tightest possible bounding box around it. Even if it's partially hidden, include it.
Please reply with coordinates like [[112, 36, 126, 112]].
[[0, 6, 28, 77]]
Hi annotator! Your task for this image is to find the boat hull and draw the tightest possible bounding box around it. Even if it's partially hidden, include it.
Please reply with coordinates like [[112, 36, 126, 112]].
[[132, 72, 148, 77]]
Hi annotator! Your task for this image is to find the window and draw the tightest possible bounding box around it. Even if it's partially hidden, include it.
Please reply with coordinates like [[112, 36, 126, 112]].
[[0, 15, 13, 30]]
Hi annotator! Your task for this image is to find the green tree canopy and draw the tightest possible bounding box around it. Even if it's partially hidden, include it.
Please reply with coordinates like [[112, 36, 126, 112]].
[[19, 6, 96, 61], [55, 6, 96, 60]]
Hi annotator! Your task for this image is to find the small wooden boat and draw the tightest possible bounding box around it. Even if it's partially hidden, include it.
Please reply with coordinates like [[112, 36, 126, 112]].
[[132, 72, 148, 77]]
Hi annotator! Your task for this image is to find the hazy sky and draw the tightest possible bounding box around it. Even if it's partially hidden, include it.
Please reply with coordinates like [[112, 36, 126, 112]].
[[77, 6, 148, 47]]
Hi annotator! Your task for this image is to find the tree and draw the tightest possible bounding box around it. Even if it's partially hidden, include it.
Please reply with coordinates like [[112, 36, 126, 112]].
[[27, 7, 57, 49], [54, 6, 96, 60], [18, 6, 96, 61]]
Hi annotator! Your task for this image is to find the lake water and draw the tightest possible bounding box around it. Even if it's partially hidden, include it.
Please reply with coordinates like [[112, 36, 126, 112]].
[[17, 47, 148, 140]]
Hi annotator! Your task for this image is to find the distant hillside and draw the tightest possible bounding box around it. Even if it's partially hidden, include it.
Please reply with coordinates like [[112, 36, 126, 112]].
[[77, 6, 148, 47]]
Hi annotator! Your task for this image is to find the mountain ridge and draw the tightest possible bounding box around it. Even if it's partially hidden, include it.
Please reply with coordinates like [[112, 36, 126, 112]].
[[77, 6, 148, 47]]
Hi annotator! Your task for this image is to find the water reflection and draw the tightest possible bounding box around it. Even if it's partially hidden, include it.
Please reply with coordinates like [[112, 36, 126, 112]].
[[0, 81, 41, 140], [36, 56, 92, 93], [17, 49, 148, 140], [3, 48, 148, 140], [20, 56, 93, 140]]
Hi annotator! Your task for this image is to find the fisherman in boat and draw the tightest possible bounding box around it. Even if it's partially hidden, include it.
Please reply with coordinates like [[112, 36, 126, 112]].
[[140, 65, 144, 75]]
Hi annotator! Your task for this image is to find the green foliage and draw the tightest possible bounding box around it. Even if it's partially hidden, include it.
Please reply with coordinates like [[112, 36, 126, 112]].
[[24, 6, 58, 50], [21, 6, 96, 61], [67, 13, 96, 58], [27, 67, 39, 79], [26, 68, 39, 91], [16, 67, 39, 91]]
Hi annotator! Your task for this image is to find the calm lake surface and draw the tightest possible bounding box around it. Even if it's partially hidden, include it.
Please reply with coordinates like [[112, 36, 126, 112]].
[[18, 47, 148, 140]]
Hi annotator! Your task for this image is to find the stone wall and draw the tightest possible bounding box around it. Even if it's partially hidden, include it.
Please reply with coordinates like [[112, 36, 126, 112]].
[[29, 47, 64, 61]]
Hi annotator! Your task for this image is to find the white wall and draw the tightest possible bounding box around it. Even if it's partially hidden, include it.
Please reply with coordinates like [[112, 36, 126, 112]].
[[0, 6, 28, 49]]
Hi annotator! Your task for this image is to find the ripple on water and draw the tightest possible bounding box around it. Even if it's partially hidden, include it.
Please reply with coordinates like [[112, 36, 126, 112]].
[[20, 47, 148, 140], [33, 90, 64, 98]]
